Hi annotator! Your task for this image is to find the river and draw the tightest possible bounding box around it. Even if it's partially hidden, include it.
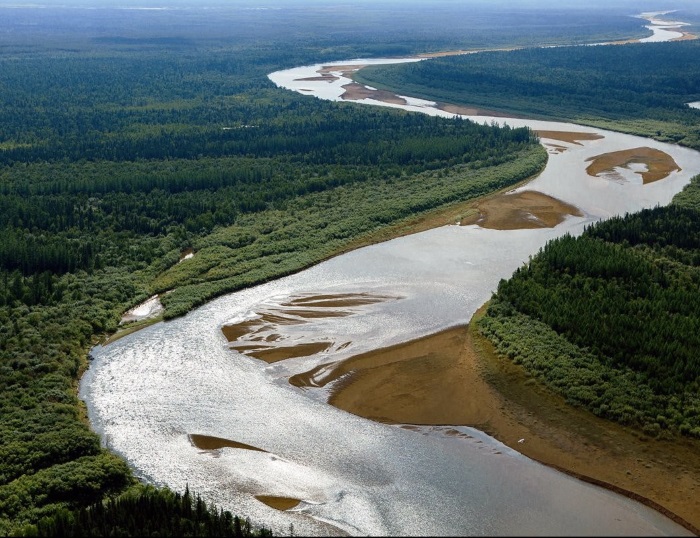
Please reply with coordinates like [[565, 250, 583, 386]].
[[80, 14, 700, 538]]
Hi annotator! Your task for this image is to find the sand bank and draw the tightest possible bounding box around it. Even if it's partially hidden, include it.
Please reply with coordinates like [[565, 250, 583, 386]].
[[325, 308, 700, 534], [459, 190, 583, 230], [254, 496, 301, 511], [586, 146, 681, 184]]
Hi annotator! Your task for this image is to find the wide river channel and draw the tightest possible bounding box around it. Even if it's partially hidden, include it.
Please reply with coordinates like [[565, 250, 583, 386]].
[[80, 16, 700, 537]]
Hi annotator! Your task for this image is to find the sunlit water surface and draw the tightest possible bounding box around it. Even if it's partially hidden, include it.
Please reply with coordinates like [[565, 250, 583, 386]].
[[81, 18, 700, 537]]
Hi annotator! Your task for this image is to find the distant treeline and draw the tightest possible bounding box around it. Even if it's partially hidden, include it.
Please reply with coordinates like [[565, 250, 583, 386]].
[[355, 39, 700, 150]]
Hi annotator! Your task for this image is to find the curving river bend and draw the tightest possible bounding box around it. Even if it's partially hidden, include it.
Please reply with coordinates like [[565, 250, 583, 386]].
[[80, 14, 700, 537]]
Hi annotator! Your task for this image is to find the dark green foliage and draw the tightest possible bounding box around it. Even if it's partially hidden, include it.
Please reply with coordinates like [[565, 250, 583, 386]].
[[356, 39, 700, 150], [479, 175, 700, 438], [35, 485, 272, 537]]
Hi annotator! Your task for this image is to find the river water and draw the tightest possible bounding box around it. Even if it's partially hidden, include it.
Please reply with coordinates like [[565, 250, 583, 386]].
[[80, 16, 700, 538]]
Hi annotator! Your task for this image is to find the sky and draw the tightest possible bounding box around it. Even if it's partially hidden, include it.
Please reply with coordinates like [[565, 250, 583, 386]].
[[0, 0, 693, 7]]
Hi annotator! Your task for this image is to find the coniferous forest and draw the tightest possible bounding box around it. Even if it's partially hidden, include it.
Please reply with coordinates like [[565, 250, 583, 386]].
[[355, 38, 700, 150], [478, 175, 700, 438], [0, 1, 697, 536]]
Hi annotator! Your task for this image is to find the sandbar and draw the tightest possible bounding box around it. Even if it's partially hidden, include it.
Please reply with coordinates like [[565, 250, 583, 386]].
[[324, 307, 700, 534], [436, 102, 526, 118], [340, 82, 409, 105], [189, 434, 267, 453], [585, 146, 681, 183], [254, 495, 301, 511], [535, 130, 604, 145], [230, 341, 332, 363], [222, 293, 395, 363], [459, 190, 583, 230]]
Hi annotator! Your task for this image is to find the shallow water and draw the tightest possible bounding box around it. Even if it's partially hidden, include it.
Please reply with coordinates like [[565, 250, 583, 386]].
[[80, 119, 700, 536], [81, 17, 700, 537]]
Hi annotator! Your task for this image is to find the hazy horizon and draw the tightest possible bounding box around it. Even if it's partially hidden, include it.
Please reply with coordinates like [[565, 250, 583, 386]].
[[0, 0, 697, 8]]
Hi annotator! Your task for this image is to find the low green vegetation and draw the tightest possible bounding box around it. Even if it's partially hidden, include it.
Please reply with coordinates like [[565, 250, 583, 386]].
[[478, 174, 700, 439], [355, 39, 700, 150]]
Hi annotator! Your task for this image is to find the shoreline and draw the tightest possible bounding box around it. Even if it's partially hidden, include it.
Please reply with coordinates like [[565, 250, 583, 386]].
[[325, 304, 700, 535], [306, 35, 700, 534]]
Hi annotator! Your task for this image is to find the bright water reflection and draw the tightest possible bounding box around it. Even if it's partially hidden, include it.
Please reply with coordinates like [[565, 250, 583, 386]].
[[81, 19, 700, 537], [637, 11, 692, 42]]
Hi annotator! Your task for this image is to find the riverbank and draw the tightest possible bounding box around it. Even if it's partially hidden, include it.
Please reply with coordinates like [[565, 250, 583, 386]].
[[327, 304, 700, 534]]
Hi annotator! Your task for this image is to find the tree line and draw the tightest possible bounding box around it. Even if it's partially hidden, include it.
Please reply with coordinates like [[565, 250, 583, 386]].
[[479, 175, 700, 438], [355, 39, 700, 150]]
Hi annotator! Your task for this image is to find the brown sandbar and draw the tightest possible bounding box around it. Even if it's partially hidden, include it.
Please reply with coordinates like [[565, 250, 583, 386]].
[[671, 31, 697, 41], [585, 147, 681, 184], [255, 495, 301, 511], [318, 64, 367, 74], [189, 434, 267, 453], [436, 102, 526, 118], [545, 143, 568, 153], [326, 327, 493, 425], [459, 190, 583, 230], [294, 75, 339, 82], [280, 293, 394, 309], [340, 82, 408, 105], [535, 130, 604, 145], [223, 293, 396, 364], [324, 308, 700, 534], [230, 341, 332, 363]]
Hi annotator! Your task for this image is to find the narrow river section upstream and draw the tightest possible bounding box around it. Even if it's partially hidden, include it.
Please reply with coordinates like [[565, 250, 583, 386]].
[[81, 12, 700, 538]]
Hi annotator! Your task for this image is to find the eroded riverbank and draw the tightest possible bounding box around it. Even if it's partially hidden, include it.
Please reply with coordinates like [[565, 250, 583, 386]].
[[324, 309, 700, 534]]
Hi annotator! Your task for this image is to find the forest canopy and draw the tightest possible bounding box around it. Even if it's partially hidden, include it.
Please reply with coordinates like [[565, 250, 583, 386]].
[[355, 39, 700, 149]]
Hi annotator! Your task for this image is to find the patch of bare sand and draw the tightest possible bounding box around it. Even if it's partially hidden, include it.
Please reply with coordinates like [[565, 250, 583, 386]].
[[223, 293, 396, 363], [459, 190, 583, 230], [254, 495, 301, 511], [436, 102, 526, 118], [586, 146, 681, 184], [672, 32, 697, 41], [189, 434, 267, 453], [340, 82, 408, 105], [318, 64, 367, 74], [545, 143, 568, 154], [324, 306, 700, 534], [280, 293, 393, 309], [535, 130, 604, 145], [294, 75, 339, 82], [231, 341, 333, 363], [324, 327, 495, 425], [416, 50, 470, 58]]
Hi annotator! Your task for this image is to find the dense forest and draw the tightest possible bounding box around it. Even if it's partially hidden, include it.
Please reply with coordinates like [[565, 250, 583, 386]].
[[35, 485, 271, 537], [355, 39, 700, 150], [478, 174, 700, 438], [0, 1, 695, 535]]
